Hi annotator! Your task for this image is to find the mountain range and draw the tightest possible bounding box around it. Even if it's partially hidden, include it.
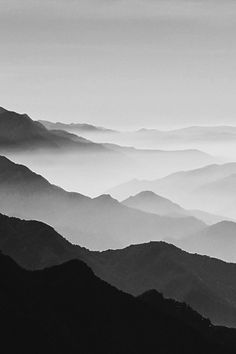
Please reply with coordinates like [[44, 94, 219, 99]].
[[2, 212, 236, 328], [176, 221, 236, 263], [39, 120, 236, 144], [1, 247, 236, 353], [122, 190, 226, 224], [0, 155, 206, 249], [0, 107, 110, 152], [39, 119, 116, 134], [108, 163, 236, 216], [0, 106, 217, 197]]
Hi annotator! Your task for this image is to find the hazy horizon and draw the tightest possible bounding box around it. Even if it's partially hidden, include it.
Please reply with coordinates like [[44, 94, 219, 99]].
[[1, 0, 236, 129]]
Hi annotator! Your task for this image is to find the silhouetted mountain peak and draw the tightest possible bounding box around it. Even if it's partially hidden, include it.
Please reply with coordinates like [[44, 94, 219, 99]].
[[122, 190, 186, 217], [93, 194, 119, 205], [126, 190, 173, 203]]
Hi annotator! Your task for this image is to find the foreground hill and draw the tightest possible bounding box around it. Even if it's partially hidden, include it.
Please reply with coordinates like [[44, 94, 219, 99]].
[[0, 251, 235, 354], [1, 212, 236, 328], [93, 242, 236, 328], [0, 156, 205, 249]]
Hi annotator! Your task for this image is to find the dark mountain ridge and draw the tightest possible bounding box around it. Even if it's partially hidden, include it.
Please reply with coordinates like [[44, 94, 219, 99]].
[[0, 249, 235, 353], [1, 212, 236, 328]]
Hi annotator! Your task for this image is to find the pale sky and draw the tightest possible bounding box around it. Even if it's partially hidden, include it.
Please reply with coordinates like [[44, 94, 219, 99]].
[[1, 0, 236, 128]]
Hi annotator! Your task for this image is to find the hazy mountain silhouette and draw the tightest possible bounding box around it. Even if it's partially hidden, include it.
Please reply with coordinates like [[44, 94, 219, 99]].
[[40, 121, 236, 141], [0, 155, 205, 249], [123, 190, 187, 215], [108, 163, 236, 201], [50, 122, 236, 153], [122, 191, 229, 224], [133, 126, 236, 144], [0, 107, 111, 152], [39, 119, 215, 173], [39, 119, 116, 133], [0, 106, 217, 198], [2, 212, 236, 328], [192, 174, 236, 217], [0, 249, 236, 354], [177, 221, 236, 263]]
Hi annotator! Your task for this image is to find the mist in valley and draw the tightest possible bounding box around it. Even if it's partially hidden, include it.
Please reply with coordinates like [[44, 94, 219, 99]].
[[5, 144, 215, 197]]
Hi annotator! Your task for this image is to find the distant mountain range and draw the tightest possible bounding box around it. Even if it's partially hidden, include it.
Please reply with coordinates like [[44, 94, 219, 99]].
[[0, 155, 205, 249], [1, 247, 235, 354], [122, 191, 226, 224], [121, 191, 236, 261], [176, 221, 236, 262], [39, 119, 116, 134], [39, 119, 236, 143], [0, 107, 215, 197], [2, 212, 236, 328], [39, 119, 236, 151], [1, 156, 236, 261], [108, 163, 236, 216], [132, 126, 236, 144], [108, 163, 236, 200], [0, 107, 110, 152]]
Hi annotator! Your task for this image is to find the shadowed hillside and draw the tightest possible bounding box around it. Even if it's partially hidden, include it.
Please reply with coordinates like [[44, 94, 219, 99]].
[[1, 212, 236, 328], [0, 249, 236, 353]]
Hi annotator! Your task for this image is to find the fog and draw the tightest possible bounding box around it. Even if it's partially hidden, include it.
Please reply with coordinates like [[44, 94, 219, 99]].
[[5, 145, 215, 197], [59, 128, 236, 161]]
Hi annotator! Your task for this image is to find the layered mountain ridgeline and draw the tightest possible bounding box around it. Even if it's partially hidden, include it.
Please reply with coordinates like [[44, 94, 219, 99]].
[[176, 221, 236, 263], [40, 120, 216, 173], [122, 191, 226, 224], [1, 107, 213, 167], [0, 106, 216, 197], [123, 191, 187, 216], [0, 213, 89, 269], [0, 156, 205, 249], [108, 162, 236, 201], [0, 107, 110, 152], [39, 120, 236, 148], [1, 212, 236, 328], [92, 242, 236, 328], [104, 143, 214, 177], [128, 126, 236, 146], [39, 119, 116, 134], [48, 121, 236, 149], [0, 251, 235, 354], [191, 174, 236, 218], [109, 163, 236, 218]]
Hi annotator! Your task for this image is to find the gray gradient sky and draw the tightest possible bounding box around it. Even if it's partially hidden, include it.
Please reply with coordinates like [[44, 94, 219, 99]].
[[1, 0, 236, 128]]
